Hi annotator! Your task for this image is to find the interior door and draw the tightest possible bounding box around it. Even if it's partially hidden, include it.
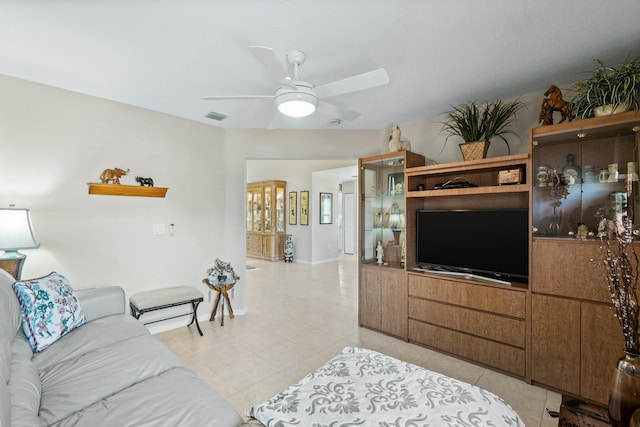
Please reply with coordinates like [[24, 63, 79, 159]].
[[344, 192, 356, 254]]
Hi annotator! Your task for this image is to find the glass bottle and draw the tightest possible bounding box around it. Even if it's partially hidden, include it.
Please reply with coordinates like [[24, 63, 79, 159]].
[[562, 153, 580, 185]]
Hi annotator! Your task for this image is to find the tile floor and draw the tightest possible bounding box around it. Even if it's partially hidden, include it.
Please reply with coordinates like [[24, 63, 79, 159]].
[[156, 254, 561, 426]]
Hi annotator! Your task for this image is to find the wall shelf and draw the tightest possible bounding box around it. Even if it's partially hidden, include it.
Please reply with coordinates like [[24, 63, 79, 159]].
[[87, 183, 168, 198]]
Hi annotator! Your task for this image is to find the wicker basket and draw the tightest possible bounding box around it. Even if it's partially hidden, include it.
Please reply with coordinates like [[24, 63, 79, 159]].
[[459, 140, 490, 161]]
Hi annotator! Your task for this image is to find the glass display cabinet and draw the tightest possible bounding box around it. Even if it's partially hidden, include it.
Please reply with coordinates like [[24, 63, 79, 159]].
[[358, 151, 425, 339], [531, 111, 640, 238], [246, 180, 286, 261], [360, 153, 415, 267]]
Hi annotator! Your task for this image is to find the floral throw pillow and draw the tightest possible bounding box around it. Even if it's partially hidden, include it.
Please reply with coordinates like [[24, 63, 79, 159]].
[[12, 272, 85, 353]]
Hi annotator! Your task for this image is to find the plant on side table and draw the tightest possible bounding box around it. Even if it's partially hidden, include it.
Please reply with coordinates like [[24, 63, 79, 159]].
[[571, 57, 640, 119], [440, 99, 525, 161]]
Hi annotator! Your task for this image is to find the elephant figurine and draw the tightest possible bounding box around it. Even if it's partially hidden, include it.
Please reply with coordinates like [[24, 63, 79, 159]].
[[100, 168, 129, 184]]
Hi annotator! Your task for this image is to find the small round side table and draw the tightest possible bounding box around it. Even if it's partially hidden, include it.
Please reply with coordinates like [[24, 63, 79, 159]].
[[202, 277, 237, 326]]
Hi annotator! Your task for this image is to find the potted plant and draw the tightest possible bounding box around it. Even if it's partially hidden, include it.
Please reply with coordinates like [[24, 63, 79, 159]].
[[440, 99, 526, 161], [571, 57, 640, 119]]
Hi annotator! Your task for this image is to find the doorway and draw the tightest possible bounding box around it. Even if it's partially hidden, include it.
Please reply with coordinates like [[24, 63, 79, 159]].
[[344, 193, 356, 254]]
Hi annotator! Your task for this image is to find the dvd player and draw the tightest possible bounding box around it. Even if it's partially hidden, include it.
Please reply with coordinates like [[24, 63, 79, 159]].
[[433, 182, 478, 190]]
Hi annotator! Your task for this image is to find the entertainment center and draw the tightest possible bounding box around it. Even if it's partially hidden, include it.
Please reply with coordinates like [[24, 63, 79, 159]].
[[358, 110, 640, 405]]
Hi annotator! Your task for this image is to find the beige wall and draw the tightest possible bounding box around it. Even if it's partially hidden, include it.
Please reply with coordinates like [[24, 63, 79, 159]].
[[0, 73, 551, 331]]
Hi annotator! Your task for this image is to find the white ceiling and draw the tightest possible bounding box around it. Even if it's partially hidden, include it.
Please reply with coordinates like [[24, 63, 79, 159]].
[[1, 1, 639, 131]]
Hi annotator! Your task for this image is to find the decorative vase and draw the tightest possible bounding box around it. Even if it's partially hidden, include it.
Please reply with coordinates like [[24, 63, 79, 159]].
[[608, 351, 640, 427], [284, 234, 294, 263], [632, 408, 640, 427], [459, 140, 490, 161]]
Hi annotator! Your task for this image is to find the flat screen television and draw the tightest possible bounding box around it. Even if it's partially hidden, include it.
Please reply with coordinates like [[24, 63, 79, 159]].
[[416, 209, 529, 284]]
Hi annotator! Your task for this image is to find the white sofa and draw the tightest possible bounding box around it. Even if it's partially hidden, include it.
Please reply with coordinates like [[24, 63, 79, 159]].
[[0, 268, 246, 427]]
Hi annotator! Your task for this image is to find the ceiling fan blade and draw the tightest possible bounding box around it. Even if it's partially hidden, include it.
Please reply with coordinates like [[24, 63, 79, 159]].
[[316, 101, 361, 121], [248, 45, 290, 82], [314, 68, 389, 99], [201, 95, 274, 100]]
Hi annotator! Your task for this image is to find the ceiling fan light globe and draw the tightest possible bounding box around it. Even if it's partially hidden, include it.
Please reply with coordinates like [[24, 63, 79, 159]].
[[275, 89, 318, 118]]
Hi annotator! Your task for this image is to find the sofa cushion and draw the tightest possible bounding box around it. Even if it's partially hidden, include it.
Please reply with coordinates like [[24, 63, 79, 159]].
[[33, 314, 148, 374], [37, 333, 185, 425], [8, 333, 41, 427], [0, 268, 22, 427], [50, 367, 243, 427], [12, 272, 85, 352]]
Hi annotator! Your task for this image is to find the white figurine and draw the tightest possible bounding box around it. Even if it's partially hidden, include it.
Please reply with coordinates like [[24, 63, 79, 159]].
[[376, 241, 384, 265], [388, 125, 412, 152]]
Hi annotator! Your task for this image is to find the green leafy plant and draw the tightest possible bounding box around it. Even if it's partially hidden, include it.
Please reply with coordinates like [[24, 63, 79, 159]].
[[571, 58, 640, 119], [440, 99, 525, 154]]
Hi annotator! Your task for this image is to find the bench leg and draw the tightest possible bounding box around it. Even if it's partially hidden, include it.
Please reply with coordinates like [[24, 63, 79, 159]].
[[189, 300, 203, 336], [130, 303, 141, 320]]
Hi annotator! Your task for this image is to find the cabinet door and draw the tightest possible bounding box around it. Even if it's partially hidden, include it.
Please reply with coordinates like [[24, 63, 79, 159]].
[[264, 186, 272, 232], [531, 294, 581, 395], [275, 183, 285, 232], [253, 190, 262, 232], [380, 270, 407, 338], [359, 268, 381, 330], [581, 301, 624, 404], [246, 190, 253, 231]]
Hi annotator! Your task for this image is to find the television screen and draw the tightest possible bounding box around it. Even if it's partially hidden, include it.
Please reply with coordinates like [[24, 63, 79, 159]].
[[416, 209, 529, 284]]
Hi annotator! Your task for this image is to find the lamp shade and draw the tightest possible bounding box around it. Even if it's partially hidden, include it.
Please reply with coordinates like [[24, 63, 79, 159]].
[[0, 208, 40, 251], [275, 86, 318, 118]]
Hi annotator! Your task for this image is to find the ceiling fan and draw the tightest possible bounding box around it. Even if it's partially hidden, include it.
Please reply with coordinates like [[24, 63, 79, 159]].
[[202, 46, 389, 123]]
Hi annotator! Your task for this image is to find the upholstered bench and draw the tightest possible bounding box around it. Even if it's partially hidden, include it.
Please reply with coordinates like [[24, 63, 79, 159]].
[[129, 286, 204, 336]]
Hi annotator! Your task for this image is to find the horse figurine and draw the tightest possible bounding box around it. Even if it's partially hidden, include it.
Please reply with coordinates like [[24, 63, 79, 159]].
[[539, 85, 573, 125], [100, 168, 129, 184], [135, 176, 154, 187]]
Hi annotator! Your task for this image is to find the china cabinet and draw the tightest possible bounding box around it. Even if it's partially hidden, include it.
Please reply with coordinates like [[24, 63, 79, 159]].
[[358, 151, 425, 339], [530, 110, 640, 404], [246, 180, 286, 261]]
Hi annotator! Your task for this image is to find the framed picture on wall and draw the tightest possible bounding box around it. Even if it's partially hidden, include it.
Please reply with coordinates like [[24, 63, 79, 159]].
[[300, 191, 309, 225], [289, 191, 297, 225], [320, 192, 333, 224]]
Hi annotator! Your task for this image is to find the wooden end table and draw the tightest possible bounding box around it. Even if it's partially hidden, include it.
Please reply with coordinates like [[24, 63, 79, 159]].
[[203, 277, 236, 326]]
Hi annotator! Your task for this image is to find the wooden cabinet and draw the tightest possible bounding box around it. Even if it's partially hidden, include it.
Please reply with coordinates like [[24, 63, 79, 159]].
[[408, 273, 527, 377], [356, 112, 640, 404], [402, 153, 530, 379], [246, 180, 286, 261], [529, 111, 640, 405], [358, 151, 425, 338], [359, 265, 407, 339], [530, 239, 624, 404]]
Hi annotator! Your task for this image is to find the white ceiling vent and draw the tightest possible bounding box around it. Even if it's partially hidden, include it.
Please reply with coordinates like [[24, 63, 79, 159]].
[[205, 111, 228, 121]]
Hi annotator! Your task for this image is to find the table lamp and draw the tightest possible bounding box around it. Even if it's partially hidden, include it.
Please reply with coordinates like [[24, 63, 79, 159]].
[[387, 203, 405, 245], [0, 208, 39, 279]]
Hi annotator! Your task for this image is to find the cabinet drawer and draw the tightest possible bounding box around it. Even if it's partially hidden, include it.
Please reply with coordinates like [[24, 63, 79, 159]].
[[408, 319, 525, 377], [408, 298, 525, 347], [246, 234, 262, 254], [408, 274, 526, 318]]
